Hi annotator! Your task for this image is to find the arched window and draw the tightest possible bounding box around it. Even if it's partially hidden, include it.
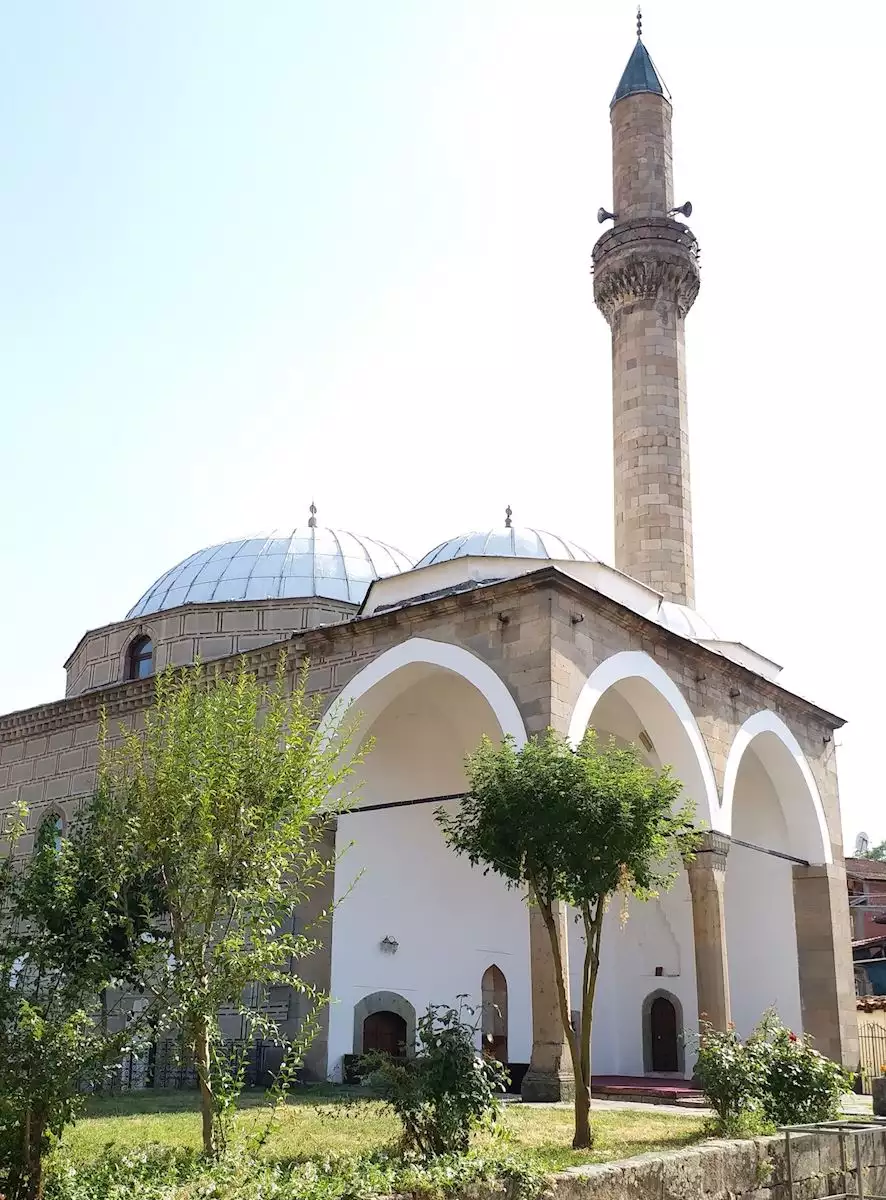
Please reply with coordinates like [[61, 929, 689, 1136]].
[[127, 635, 153, 681], [36, 812, 64, 854], [481, 964, 508, 1064]]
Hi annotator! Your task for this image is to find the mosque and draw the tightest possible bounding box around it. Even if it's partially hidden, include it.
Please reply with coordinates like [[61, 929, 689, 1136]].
[[0, 26, 856, 1094]]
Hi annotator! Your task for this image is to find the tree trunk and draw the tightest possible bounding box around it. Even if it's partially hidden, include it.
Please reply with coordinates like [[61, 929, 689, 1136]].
[[194, 1016, 216, 1157], [17, 1109, 46, 1200], [575, 903, 604, 1151], [530, 881, 593, 1149], [572, 1078, 592, 1150]]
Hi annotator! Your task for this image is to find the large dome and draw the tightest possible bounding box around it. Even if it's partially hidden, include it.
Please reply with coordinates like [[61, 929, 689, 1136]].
[[127, 526, 414, 618], [416, 526, 598, 568]]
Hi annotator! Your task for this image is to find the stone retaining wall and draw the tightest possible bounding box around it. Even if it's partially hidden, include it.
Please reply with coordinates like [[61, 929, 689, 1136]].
[[551, 1130, 886, 1200]]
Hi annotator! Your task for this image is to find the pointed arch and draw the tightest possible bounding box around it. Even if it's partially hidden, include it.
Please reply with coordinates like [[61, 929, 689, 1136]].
[[481, 964, 508, 1062], [722, 710, 831, 865], [566, 650, 719, 830], [319, 637, 527, 748]]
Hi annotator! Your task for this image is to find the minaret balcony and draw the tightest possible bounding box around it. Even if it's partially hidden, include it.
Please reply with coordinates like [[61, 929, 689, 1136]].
[[592, 216, 700, 324]]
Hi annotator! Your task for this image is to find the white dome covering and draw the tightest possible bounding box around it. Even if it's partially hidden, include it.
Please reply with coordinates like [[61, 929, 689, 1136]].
[[417, 526, 598, 568], [657, 600, 718, 640], [127, 526, 414, 618]]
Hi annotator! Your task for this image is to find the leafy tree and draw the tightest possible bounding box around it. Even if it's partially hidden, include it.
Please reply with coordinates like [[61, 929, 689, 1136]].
[[860, 840, 886, 862], [438, 729, 699, 1149], [99, 655, 360, 1157], [0, 790, 167, 1200]]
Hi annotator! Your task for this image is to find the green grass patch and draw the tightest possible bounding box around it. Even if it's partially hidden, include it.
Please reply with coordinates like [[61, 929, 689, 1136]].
[[61, 1088, 705, 1174]]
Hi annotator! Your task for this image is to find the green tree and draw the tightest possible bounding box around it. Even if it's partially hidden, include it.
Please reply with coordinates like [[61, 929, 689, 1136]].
[[0, 791, 166, 1200], [100, 655, 359, 1157], [860, 840, 886, 862], [438, 729, 699, 1150]]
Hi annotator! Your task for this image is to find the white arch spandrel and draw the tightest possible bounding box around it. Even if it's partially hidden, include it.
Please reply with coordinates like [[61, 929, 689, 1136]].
[[722, 710, 832, 866], [566, 650, 720, 831], [319, 636, 528, 748]]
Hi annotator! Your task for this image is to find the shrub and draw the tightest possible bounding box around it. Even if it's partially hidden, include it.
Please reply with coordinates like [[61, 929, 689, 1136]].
[[363, 1002, 508, 1157], [692, 1011, 853, 1136], [751, 1012, 853, 1127], [692, 1022, 767, 1136], [45, 1144, 545, 1200]]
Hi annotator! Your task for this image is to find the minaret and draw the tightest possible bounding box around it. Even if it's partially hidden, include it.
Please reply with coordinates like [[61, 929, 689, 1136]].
[[592, 16, 700, 606]]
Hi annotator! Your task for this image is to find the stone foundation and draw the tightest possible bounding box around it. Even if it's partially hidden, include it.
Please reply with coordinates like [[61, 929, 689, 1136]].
[[552, 1130, 886, 1200]]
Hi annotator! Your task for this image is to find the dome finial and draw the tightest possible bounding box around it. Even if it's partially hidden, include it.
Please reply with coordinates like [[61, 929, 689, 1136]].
[[636, 5, 642, 39], [308, 501, 318, 529], [504, 505, 513, 528]]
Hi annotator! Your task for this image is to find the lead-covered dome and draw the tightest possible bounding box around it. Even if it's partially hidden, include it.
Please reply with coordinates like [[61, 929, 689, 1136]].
[[416, 526, 597, 568], [127, 526, 414, 618]]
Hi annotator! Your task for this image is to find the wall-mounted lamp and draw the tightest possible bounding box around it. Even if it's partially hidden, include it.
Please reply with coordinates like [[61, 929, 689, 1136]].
[[729, 688, 741, 700], [379, 935, 399, 955], [497, 613, 510, 625]]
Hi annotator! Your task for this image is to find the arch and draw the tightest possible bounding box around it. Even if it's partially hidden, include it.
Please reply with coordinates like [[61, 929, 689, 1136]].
[[353, 991, 416, 1056], [567, 650, 719, 829], [320, 637, 528, 749], [721, 710, 831, 865], [641, 988, 685, 1075], [481, 964, 509, 1063]]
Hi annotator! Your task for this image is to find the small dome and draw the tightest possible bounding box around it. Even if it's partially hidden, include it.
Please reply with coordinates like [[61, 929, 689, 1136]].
[[416, 526, 598, 568], [127, 527, 414, 618], [657, 601, 718, 641]]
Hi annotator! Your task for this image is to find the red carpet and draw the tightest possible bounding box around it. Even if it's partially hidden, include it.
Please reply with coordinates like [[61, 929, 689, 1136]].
[[591, 1075, 704, 1105]]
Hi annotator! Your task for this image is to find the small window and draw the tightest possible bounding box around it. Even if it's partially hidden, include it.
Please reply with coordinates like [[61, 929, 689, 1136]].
[[37, 812, 64, 853], [127, 635, 153, 680]]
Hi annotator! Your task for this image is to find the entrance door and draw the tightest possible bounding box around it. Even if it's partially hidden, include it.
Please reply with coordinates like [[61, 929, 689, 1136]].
[[650, 996, 679, 1072], [363, 1010, 407, 1056]]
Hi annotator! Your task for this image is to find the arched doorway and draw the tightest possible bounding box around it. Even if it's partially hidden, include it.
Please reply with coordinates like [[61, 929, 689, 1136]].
[[650, 997, 678, 1071], [642, 989, 685, 1075], [723, 713, 831, 1039], [322, 639, 533, 1080], [481, 965, 508, 1064], [565, 652, 712, 1077], [363, 1010, 407, 1056]]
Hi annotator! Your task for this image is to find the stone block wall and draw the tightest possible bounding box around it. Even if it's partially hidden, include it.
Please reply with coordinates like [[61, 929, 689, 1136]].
[[551, 1130, 886, 1200], [64, 598, 357, 698]]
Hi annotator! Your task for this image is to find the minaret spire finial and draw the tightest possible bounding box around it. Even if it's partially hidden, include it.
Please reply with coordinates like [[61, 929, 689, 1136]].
[[636, 5, 642, 39], [504, 505, 513, 528], [308, 501, 317, 528]]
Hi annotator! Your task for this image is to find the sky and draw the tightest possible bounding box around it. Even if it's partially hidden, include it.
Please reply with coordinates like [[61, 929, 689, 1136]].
[[0, 1, 881, 848]]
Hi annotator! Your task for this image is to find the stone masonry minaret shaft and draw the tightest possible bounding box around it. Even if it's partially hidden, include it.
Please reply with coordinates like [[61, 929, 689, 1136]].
[[592, 32, 700, 606]]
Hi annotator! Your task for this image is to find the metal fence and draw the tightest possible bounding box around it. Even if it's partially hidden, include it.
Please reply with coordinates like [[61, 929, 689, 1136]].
[[857, 1023, 886, 1094], [115, 1039, 273, 1091]]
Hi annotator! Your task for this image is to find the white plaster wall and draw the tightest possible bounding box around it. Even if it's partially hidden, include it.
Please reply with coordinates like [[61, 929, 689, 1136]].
[[565, 683, 699, 1078], [567, 879, 698, 1078], [726, 749, 802, 1038], [327, 673, 532, 1079]]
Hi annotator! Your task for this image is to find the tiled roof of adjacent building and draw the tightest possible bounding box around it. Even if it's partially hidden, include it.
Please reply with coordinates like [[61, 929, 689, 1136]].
[[846, 857, 886, 881]]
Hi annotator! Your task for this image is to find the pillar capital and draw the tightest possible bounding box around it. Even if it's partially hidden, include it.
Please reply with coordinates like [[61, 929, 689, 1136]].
[[686, 831, 731, 875]]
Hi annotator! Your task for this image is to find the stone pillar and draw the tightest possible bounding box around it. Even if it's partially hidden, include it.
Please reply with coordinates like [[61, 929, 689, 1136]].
[[793, 863, 859, 1066], [521, 902, 575, 1102], [686, 832, 732, 1031]]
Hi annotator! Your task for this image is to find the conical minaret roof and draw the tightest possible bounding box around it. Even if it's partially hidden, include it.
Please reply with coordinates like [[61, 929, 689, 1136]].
[[611, 37, 665, 105]]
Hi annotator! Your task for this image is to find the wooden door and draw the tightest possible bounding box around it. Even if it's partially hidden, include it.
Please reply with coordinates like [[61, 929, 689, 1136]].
[[363, 1010, 407, 1056], [650, 996, 679, 1072]]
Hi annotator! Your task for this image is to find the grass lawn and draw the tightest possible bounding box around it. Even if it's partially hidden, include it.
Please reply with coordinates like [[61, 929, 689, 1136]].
[[62, 1088, 706, 1174]]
